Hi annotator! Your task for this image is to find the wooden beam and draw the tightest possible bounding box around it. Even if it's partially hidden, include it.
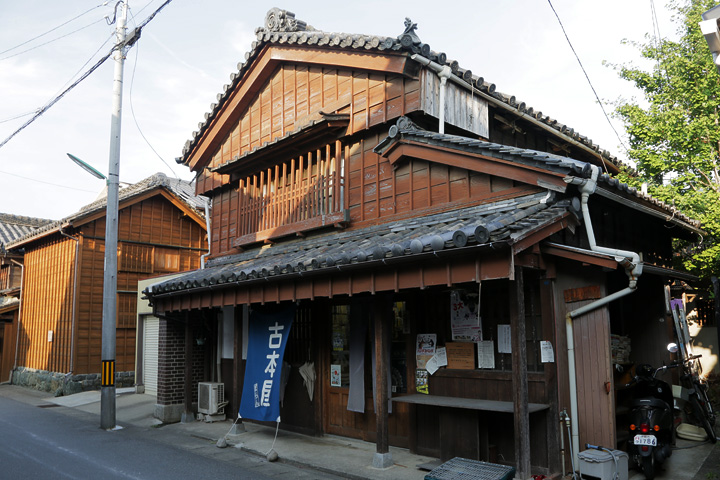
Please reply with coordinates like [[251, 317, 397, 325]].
[[510, 266, 531, 478]]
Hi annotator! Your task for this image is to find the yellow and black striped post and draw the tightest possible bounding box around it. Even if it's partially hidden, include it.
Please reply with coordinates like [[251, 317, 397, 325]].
[[101, 360, 115, 387]]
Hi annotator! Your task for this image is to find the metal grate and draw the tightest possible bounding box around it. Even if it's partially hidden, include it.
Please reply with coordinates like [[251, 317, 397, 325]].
[[424, 458, 516, 480]]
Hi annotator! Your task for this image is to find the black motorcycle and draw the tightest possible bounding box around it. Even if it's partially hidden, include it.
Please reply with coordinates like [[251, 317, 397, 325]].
[[623, 362, 677, 479]]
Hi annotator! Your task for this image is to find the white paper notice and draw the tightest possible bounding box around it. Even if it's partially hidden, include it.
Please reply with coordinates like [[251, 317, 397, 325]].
[[498, 325, 511, 353], [426, 347, 448, 375], [425, 355, 439, 375], [435, 347, 448, 367], [540, 341, 555, 363], [477, 340, 495, 369]]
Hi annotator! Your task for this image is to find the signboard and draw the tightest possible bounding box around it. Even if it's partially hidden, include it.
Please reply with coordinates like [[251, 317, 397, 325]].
[[239, 305, 295, 422], [445, 342, 475, 370]]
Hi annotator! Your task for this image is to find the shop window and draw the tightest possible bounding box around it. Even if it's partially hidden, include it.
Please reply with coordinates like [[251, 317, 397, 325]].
[[330, 305, 350, 387], [391, 302, 409, 394]]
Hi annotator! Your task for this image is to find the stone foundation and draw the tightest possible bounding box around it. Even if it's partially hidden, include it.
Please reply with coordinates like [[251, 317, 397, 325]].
[[12, 366, 134, 396]]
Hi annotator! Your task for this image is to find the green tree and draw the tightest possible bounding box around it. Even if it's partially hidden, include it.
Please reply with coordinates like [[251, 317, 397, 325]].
[[613, 0, 720, 282]]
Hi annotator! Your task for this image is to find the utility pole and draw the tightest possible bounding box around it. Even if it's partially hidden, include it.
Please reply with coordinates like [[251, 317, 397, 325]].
[[101, 0, 128, 431]]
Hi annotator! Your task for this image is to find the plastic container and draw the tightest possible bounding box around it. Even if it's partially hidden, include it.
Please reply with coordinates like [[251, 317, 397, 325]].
[[577, 449, 629, 480]]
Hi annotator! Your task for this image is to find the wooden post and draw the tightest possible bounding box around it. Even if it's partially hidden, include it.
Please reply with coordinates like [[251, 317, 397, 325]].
[[182, 313, 194, 423], [373, 296, 393, 468], [231, 305, 245, 433], [510, 266, 531, 478]]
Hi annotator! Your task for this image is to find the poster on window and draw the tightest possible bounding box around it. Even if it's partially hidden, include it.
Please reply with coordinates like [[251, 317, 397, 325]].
[[415, 369, 429, 394], [497, 324, 512, 354], [330, 364, 342, 387], [239, 305, 295, 422], [450, 290, 481, 342], [416, 334, 436, 369]]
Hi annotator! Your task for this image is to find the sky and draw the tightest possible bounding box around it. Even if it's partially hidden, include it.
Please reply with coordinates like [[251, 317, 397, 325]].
[[0, 0, 683, 220]]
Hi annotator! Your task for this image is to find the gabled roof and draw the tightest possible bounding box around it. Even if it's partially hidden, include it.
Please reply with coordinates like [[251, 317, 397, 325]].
[[147, 191, 576, 297], [0, 213, 54, 247], [6, 173, 206, 249], [179, 8, 622, 172]]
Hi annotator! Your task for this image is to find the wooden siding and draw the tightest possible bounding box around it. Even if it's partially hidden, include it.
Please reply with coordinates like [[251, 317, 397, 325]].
[[196, 63, 420, 195], [17, 195, 206, 376], [420, 69, 489, 138], [17, 235, 77, 373]]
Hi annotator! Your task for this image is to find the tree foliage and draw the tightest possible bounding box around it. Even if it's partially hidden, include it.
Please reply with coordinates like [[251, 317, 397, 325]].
[[612, 0, 720, 283]]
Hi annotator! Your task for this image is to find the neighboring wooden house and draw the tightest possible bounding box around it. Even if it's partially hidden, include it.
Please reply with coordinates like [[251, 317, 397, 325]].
[[143, 10, 701, 478], [0, 214, 54, 383], [7, 173, 207, 394]]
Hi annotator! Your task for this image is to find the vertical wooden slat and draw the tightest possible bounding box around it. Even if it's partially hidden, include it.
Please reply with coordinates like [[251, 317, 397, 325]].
[[374, 297, 389, 455]]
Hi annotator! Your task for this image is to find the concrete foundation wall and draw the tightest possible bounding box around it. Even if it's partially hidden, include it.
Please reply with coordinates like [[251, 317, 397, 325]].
[[11, 366, 134, 396]]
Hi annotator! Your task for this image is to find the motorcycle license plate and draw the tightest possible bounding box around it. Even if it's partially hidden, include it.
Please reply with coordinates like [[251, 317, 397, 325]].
[[634, 435, 657, 446]]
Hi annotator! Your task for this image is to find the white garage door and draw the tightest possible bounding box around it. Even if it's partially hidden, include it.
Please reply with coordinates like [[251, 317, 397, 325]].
[[143, 316, 159, 396]]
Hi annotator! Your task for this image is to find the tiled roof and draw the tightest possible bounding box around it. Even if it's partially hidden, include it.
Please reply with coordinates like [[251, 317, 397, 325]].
[[376, 117, 701, 230], [147, 191, 575, 297], [0, 213, 54, 246], [179, 8, 622, 170], [6, 173, 206, 249]]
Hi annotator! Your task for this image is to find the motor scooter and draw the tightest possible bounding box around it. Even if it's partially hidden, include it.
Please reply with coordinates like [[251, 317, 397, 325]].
[[623, 361, 677, 479]]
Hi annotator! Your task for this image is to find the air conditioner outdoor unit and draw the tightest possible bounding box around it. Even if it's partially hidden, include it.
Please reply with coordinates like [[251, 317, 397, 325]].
[[198, 382, 225, 415]]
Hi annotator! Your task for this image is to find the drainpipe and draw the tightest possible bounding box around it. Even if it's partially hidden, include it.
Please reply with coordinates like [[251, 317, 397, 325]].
[[437, 64, 452, 134], [59, 229, 80, 375], [11, 258, 24, 381], [200, 197, 211, 269], [565, 164, 643, 464]]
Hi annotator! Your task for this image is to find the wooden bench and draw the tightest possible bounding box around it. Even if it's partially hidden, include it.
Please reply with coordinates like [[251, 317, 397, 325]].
[[392, 394, 550, 462]]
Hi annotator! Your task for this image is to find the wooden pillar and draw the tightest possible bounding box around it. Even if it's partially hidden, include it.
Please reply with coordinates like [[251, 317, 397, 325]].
[[510, 266, 531, 478], [182, 313, 194, 423], [231, 305, 245, 433], [372, 296, 393, 468]]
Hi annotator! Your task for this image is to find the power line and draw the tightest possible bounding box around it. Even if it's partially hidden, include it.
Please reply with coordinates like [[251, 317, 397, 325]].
[[0, 2, 106, 57], [0, 17, 108, 61], [546, 0, 630, 163], [0, 0, 175, 151], [128, 37, 178, 178], [0, 169, 100, 193]]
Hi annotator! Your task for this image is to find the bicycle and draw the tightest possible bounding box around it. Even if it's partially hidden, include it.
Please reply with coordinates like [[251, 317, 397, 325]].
[[680, 354, 717, 443]]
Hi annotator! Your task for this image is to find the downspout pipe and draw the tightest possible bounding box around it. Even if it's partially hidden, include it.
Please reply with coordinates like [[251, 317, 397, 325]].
[[201, 197, 212, 269], [565, 164, 643, 466], [60, 229, 80, 376], [436, 64, 452, 134], [410, 54, 608, 166]]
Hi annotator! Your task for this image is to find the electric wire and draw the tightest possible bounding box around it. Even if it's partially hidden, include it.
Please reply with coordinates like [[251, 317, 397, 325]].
[[0, 2, 106, 57], [0, 169, 100, 193], [128, 36, 178, 178], [546, 0, 630, 163], [0, 0, 175, 151], [0, 17, 108, 61]]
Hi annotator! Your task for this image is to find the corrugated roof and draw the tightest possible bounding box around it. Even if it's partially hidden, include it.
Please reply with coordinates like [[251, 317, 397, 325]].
[[179, 8, 622, 170], [0, 213, 54, 246], [147, 191, 575, 297], [6, 173, 206, 249]]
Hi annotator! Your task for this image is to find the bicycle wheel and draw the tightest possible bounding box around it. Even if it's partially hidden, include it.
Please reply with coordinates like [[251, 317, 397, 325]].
[[690, 392, 717, 443], [696, 382, 716, 426]]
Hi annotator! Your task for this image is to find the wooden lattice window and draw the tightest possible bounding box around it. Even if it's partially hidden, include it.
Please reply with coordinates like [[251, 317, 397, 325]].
[[119, 243, 152, 273]]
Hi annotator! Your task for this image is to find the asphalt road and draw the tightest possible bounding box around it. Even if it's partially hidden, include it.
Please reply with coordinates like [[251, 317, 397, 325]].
[[0, 393, 300, 480]]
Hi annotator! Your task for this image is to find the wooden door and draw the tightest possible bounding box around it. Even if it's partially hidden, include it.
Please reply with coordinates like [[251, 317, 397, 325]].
[[566, 290, 615, 449]]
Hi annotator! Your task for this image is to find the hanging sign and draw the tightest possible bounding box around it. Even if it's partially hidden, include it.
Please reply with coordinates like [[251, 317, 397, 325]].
[[239, 305, 295, 422]]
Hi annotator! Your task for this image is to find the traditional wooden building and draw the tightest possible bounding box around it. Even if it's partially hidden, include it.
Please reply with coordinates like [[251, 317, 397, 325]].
[[144, 10, 701, 478], [7, 173, 207, 393], [0, 214, 54, 383]]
